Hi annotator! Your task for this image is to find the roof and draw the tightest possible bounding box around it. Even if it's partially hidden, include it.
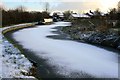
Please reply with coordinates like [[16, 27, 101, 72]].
[[50, 12, 64, 17], [71, 13, 89, 18]]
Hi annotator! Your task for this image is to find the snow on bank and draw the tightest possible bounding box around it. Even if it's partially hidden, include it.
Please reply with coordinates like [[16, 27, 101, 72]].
[[0, 30, 2, 79], [13, 22, 118, 78], [0, 32, 35, 78]]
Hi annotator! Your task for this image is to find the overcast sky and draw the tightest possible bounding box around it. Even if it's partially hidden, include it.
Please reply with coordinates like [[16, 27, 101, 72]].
[[1, 0, 119, 13]]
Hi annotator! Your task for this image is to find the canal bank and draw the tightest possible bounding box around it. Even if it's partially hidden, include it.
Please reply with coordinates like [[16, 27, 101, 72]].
[[2, 24, 65, 79], [1, 23, 38, 79], [3, 22, 119, 79]]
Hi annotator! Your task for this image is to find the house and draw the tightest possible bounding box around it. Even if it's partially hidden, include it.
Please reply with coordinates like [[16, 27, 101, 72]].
[[69, 13, 90, 20], [50, 12, 64, 22], [86, 11, 106, 19]]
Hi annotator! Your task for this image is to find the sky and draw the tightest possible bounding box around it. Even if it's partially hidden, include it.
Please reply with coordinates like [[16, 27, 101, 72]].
[[1, 0, 120, 13]]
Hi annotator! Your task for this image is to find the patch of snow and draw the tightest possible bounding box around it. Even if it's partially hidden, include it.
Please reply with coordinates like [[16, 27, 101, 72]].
[[0, 30, 3, 79], [50, 12, 64, 17], [0, 35, 2, 79], [71, 13, 89, 18], [71, 13, 81, 18], [118, 45, 120, 49], [13, 22, 118, 78], [0, 30, 35, 78]]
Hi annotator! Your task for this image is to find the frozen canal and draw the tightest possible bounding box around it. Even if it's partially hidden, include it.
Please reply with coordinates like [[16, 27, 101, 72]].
[[13, 22, 118, 78]]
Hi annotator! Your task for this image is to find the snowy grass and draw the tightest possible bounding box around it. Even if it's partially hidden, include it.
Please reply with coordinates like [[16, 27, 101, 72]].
[[13, 22, 118, 78], [1, 26, 36, 79], [1, 36, 35, 78]]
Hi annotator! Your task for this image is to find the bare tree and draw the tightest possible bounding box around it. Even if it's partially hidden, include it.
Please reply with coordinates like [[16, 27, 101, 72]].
[[15, 6, 26, 12], [64, 10, 73, 20], [44, 2, 49, 12], [108, 8, 117, 19], [118, 1, 120, 12], [94, 9, 102, 16]]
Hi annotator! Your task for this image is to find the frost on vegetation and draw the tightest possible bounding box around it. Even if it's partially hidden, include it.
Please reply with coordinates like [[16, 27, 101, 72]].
[[0, 34, 35, 78]]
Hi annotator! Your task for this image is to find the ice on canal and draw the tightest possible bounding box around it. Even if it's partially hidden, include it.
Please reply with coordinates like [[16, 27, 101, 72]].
[[13, 22, 118, 78]]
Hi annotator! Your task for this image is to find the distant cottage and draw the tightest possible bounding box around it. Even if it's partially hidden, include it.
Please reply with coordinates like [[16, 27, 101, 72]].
[[50, 12, 64, 22], [69, 13, 90, 20]]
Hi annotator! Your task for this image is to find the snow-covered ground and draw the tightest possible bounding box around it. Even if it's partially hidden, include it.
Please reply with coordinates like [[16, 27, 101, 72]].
[[13, 22, 118, 78], [0, 29, 2, 79], [0, 29, 35, 79]]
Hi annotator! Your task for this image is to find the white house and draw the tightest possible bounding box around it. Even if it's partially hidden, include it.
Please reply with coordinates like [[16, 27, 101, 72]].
[[50, 12, 64, 21], [69, 13, 89, 19], [50, 12, 64, 18]]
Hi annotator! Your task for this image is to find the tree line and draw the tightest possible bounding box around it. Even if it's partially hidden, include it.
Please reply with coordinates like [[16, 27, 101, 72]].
[[64, 1, 120, 20], [2, 6, 50, 27]]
